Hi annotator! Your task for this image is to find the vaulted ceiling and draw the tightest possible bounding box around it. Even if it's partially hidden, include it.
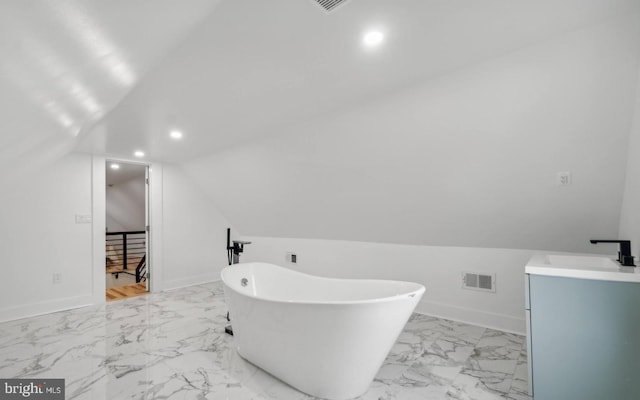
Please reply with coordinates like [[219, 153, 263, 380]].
[[77, 0, 640, 162], [0, 0, 221, 181], [2, 0, 640, 250], [1, 0, 637, 164]]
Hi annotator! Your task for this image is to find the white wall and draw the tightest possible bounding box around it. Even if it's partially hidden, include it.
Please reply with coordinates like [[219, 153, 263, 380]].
[[184, 14, 640, 254], [0, 153, 234, 321], [619, 63, 640, 259], [160, 163, 234, 289], [241, 236, 545, 334], [106, 171, 146, 232], [0, 153, 95, 321], [178, 15, 640, 334], [1, 12, 639, 333]]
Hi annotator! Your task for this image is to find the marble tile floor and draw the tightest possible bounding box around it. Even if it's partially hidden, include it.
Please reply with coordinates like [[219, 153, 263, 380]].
[[0, 282, 531, 400]]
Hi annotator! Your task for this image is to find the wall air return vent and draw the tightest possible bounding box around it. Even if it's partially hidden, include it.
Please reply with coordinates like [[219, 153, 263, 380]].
[[313, 0, 350, 13], [462, 272, 496, 293]]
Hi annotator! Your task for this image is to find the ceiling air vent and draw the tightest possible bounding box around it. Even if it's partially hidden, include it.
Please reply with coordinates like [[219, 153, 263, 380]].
[[462, 272, 496, 293], [313, 0, 350, 13]]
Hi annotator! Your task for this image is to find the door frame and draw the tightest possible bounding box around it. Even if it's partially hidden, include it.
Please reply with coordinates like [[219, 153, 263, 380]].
[[91, 155, 164, 304]]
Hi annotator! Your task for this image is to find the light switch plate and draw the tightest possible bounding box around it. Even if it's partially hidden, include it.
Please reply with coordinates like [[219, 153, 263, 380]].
[[75, 214, 92, 224]]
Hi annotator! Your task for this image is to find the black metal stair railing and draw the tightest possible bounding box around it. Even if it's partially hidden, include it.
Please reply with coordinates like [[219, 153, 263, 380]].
[[106, 231, 147, 283], [135, 254, 147, 283]]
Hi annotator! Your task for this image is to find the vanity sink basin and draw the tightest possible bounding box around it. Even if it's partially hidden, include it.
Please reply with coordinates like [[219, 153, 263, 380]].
[[544, 255, 619, 269], [526, 253, 640, 283]]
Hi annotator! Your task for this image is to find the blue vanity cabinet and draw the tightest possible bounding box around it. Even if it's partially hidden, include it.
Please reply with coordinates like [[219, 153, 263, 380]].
[[526, 274, 640, 400]]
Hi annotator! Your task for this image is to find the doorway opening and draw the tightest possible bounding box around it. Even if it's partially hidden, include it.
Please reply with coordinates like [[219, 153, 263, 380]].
[[105, 161, 149, 301]]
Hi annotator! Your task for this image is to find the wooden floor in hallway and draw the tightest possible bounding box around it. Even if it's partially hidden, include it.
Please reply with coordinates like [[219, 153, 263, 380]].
[[106, 283, 148, 302]]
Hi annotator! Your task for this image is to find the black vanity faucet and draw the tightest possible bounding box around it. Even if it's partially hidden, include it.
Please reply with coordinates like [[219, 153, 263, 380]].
[[589, 239, 635, 267]]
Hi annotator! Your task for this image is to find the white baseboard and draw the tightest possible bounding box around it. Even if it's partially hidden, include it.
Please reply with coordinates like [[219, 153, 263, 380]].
[[416, 299, 526, 335], [0, 295, 94, 323], [163, 272, 221, 291]]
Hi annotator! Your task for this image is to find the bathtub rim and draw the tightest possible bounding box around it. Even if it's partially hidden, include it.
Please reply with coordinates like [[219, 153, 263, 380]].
[[221, 262, 426, 306]]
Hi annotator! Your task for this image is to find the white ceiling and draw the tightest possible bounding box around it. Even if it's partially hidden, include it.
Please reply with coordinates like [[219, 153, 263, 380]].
[[0, 0, 638, 165], [1, 0, 639, 250], [180, 12, 640, 250], [0, 0, 640, 166], [0, 0, 221, 182], [74, 0, 640, 162]]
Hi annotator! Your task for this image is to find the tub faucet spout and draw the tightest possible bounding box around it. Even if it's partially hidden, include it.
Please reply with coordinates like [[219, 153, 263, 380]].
[[226, 227, 251, 265], [589, 239, 635, 266]]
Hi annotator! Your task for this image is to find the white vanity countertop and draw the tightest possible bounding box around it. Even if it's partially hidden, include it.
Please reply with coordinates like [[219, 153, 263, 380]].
[[526, 254, 640, 283]]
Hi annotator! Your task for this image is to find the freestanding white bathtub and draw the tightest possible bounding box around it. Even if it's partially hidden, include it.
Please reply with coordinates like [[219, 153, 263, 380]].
[[221, 262, 425, 400]]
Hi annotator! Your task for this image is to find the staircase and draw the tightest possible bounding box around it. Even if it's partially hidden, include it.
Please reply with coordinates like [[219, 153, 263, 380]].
[[106, 231, 147, 283]]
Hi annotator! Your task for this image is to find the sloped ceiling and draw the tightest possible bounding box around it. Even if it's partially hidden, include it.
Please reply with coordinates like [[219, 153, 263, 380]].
[[182, 11, 640, 252], [77, 0, 640, 162], [0, 0, 222, 184], [174, 2, 639, 252], [2, 0, 640, 251]]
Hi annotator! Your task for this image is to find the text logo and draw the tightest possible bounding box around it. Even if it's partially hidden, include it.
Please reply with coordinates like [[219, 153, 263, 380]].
[[1, 379, 64, 399]]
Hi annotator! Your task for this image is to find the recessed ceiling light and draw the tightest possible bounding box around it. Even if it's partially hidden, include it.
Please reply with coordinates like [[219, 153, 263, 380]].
[[110, 163, 120, 170], [363, 30, 384, 47], [170, 130, 183, 140], [134, 150, 145, 158]]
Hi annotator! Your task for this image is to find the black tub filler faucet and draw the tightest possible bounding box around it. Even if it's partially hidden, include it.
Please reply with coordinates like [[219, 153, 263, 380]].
[[227, 228, 251, 265], [590, 239, 636, 267], [225, 228, 252, 336]]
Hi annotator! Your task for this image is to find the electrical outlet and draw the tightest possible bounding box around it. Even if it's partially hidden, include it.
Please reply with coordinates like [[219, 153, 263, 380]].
[[286, 252, 297, 264], [52, 272, 62, 284], [556, 171, 572, 186]]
